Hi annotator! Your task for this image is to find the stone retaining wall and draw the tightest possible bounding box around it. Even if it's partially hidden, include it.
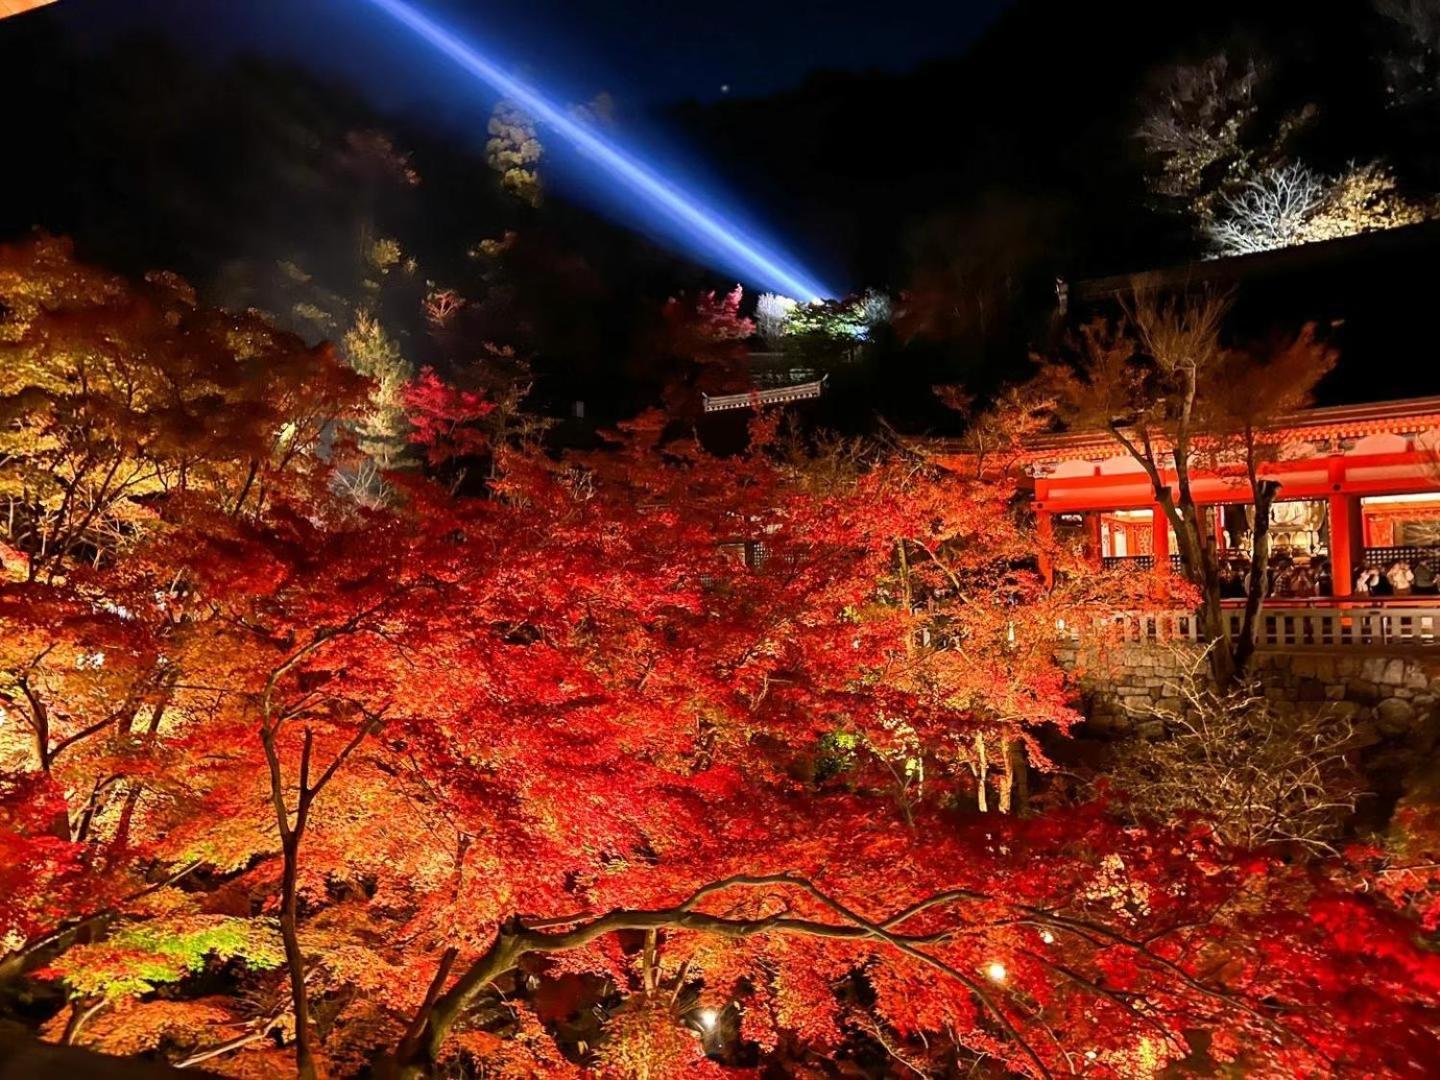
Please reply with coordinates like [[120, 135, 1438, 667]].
[[1067, 642, 1440, 740]]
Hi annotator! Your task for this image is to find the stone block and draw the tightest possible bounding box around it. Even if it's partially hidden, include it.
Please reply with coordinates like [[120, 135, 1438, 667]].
[[1361, 657, 1389, 683], [1346, 679, 1381, 705], [1376, 698, 1417, 733], [1325, 684, 1346, 701], [1382, 658, 1409, 687], [1088, 714, 1131, 736]]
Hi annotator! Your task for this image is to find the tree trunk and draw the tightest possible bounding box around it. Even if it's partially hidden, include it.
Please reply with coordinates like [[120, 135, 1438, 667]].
[[999, 739, 1028, 815], [114, 670, 178, 847], [1234, 480, 1280, 676], [974, 733, 989, 813], [262, 721, 320, 1080], [897, 539, 915, 658], [1157, 487, 1238, 688], [279, 833, 319, 1080]]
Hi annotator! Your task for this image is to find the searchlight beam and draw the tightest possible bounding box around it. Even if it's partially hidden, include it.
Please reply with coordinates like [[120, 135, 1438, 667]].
[[361, 0, 833, 301]]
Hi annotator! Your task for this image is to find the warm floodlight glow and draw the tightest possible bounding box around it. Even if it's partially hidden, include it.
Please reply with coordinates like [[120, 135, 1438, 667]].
[[697, 1008, 718, 1030], [985, 961, 1008, 983], [361, 0, 833, 301], [1040, 929, 1055, 945]]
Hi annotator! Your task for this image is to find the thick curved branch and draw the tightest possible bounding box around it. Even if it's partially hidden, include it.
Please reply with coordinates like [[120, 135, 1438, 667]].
[[389, 876, 1053, 1079]]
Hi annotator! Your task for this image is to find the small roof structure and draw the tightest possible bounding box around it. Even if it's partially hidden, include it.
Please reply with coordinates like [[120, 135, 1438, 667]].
[[702, 376, 827, 414]]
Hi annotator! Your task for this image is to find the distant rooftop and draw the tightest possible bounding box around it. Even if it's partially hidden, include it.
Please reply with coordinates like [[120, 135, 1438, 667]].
[[1009, 394, 1440, 465], [1061, 221, 1440, 408], [925, 394, 1440, 477], [1071, 220, 1440, 305]]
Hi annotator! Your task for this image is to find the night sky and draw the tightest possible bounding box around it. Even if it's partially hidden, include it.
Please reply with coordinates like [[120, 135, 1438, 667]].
[[50, 0, 1013, 111]]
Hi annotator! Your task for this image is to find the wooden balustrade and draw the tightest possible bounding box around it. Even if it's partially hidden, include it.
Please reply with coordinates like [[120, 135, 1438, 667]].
[[1101, 604, 1440, 650]]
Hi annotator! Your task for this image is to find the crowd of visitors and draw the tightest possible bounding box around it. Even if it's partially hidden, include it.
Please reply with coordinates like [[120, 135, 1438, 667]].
[[1354, 558, 1439, 595], [1218, 552, 1333, 598], [1211, 552, 1440, 598]]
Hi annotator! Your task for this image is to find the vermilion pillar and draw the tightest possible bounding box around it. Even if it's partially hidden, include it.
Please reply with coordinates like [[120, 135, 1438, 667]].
[[1327, 457, 1359, 598], [1151, 505, 1170, 573], [1036, 509, 1054, 586], [1329, 493, 1360, 598]]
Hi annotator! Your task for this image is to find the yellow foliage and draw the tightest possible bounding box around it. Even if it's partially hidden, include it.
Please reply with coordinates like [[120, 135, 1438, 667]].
[[1301, 161, 1434, 243]]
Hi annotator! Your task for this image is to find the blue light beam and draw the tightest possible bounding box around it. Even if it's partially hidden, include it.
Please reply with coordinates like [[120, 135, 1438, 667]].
[[360, 0, 833, 301]]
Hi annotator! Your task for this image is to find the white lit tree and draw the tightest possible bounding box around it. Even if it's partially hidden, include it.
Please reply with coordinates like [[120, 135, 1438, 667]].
[[754, 292, 798, 343], [1204, 160, 1434, 257], [1202, 163, 1330, 256]]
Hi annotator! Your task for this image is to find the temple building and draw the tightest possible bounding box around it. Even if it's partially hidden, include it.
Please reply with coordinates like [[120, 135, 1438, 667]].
[[1023, 396, 1440, 604], [944, 227, 1440, 649]]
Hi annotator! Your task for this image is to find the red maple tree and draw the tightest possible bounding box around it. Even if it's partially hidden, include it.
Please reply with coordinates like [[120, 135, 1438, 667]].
[[1, 241, 1438, 1079]]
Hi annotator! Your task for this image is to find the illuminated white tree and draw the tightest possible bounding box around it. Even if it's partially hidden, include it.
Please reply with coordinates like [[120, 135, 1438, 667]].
[[1203, 163, 1329, 256], [860, 288, 893, 329], [755, 292, 797, 343]]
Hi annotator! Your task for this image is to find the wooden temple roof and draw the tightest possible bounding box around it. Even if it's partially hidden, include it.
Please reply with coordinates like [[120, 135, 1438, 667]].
[[930, 395, 1440, 469]]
